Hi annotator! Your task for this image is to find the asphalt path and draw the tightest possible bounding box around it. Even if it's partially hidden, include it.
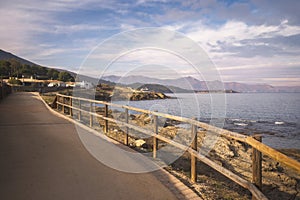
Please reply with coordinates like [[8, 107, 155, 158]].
[[0, 92, 179, 200]]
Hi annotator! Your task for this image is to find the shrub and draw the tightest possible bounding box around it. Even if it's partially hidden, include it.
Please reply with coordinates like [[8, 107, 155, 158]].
[[8, 78, 22, 85]]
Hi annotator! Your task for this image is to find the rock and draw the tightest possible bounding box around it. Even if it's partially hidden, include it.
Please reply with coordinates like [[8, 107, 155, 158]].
[[135, 113, 151, 125], [130, 114, 136, 120], [156, 92, 165, 99], [134, 139, 148, 149], [130, 91, 169, 101]]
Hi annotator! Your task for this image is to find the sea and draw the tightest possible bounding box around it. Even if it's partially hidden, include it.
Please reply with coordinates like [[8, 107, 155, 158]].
[[112, 93, 300, 149]]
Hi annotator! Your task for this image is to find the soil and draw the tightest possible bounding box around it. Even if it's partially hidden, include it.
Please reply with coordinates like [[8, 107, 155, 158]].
[[96, 111, 300, 200]]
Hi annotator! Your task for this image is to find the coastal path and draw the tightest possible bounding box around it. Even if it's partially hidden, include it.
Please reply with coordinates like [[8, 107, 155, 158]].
[[0, 92, 199, 200]]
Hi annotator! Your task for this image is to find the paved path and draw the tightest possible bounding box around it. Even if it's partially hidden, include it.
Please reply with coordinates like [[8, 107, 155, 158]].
[[0, 93, 186, 200]]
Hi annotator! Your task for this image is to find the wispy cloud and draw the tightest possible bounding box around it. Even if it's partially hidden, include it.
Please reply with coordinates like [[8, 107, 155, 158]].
[[0, 0, 299, 86]]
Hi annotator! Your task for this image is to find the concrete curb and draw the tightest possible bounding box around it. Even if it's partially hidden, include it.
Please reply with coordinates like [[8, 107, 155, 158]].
[[37, 93, 202, 200]]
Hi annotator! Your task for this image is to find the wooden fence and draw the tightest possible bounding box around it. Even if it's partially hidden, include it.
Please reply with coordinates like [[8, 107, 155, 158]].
[[0, 81, 11, 100], [55, 94, 300, 200]]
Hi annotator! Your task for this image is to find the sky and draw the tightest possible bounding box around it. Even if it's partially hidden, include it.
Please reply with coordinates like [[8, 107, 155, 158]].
[[0, 0, 299, 86]]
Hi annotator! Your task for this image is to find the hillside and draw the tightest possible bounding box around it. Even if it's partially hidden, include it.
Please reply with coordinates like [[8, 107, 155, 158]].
[[0, 49, 115, 85], [0, 49, 37, 66], [0, 49, 75, 82]]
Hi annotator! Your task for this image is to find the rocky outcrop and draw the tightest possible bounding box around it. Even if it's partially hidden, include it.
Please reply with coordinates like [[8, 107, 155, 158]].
[[130, 91, 170, 101]]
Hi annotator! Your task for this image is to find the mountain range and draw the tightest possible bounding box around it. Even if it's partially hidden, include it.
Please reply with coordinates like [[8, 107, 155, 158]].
[[1, 49, 299, 93], [103, 75, 300, 93]]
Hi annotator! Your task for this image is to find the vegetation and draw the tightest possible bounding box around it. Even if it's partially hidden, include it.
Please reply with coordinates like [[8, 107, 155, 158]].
[[8, 78, 22, 85], [0, 59, 74, 82], [136, 83, 192, 93], [58, 71, 74, 82]]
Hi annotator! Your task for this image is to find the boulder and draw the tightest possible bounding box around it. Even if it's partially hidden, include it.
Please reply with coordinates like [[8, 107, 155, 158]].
[[134, 139, 148, 148]]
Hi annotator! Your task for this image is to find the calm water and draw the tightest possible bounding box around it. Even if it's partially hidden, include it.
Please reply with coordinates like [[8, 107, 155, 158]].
[[112, 93, 300, 149]]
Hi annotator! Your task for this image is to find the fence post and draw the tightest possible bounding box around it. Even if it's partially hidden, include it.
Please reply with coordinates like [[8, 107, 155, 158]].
[[90, 102, 93, 127], [69, 97, 72, 116], [78, 100, 81, 121], [0, 80, 3, 100], [252, 134, 262, 199], [54, 95, 58, 110], [191, 117, 198, 183], [62, 96, 65, 114], [153, 113, 158, 158], [104, 104, 108, 133], [124, 108, 129, 145]]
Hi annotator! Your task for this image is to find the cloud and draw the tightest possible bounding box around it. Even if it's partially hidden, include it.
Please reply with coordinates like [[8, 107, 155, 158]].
[[0, 0, 299, 86], [175, 20, 300, 85], [251, 0, 300, 25], [185, 20, 300, 49]]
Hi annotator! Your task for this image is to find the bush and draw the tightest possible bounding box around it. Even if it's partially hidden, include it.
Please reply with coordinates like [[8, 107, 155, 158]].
[[8, 78, 22, 85]]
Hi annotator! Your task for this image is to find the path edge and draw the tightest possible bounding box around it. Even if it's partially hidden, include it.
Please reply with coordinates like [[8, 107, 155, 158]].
[[36, 92, 202, 200]]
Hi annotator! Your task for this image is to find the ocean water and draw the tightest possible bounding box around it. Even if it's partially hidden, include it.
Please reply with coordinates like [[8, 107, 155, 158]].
[[111, 93, 300, 149]]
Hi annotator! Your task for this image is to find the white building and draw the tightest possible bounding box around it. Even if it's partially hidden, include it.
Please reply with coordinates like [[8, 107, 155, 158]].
[[48, 81, 67, 87], [75, 81, 94, 89], [48, 82, 57, 87]]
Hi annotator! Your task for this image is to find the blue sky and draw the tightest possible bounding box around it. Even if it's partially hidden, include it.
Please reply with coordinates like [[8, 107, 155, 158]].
[[0, 0, 299, 86]]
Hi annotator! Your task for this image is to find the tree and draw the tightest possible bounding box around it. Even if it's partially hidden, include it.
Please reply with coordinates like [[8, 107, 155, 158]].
[[8, 59, 22, 77], [47, 69, 59, 80], [8, 78, 22, 85], [20, 64, 32, 76], [58, 71, 74, 82], [0, 60, 11, 77]]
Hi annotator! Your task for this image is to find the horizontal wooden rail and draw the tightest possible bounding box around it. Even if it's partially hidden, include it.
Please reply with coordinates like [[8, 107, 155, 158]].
[[55, 94, 300, 200], [56, 94, 300, 173]]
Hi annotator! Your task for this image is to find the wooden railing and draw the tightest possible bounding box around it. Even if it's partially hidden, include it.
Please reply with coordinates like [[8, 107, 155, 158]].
[[55, 94, 300, 200], [0, 81, 11, 100]]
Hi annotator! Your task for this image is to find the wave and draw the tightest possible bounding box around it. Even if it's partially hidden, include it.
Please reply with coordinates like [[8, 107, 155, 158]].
[[234, 123, 248, 126], [231, 118, 248, 122], [275, 121, 285, 125]]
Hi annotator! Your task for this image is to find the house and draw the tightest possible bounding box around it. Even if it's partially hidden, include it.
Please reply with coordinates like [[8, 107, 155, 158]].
[[75, 81, 94, 89], [66, 82, 75, 87], [47, 81, 66, 87], [57, 82, 66, 87], [19, 78, 44, 86], [48, 82, 57, 87]]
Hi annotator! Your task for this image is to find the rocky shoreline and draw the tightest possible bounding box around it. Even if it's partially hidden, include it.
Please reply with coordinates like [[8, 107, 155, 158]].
[[95, 111, 300, 200], [41, 93, 299, 199]]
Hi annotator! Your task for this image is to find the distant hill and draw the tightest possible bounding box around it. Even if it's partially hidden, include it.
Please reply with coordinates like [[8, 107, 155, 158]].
[[103, 75, 300, 93], [136, 83, 192, 93], [0, 49, 116, 85], [0, 49, 75, 81], [0, 49, 37, 66]]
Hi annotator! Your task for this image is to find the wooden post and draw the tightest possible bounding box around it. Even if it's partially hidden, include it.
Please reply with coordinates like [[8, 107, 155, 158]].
[[0, 80, 4, 100], [153, 113, 158, 158], [53, 95, 58, 110], [90, 102, 93, 127], [69, 97, 72, 116], [124, 108, 129, 145], [252, 134, 262, 199], [62, 97, 65, 114], [191, 117, 198, 183], [104, 104, 108, 133], [78, 100, 81, 121]]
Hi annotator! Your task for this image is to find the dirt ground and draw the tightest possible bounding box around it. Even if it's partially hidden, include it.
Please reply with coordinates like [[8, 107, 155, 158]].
[[99, 111, 300, 200]]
